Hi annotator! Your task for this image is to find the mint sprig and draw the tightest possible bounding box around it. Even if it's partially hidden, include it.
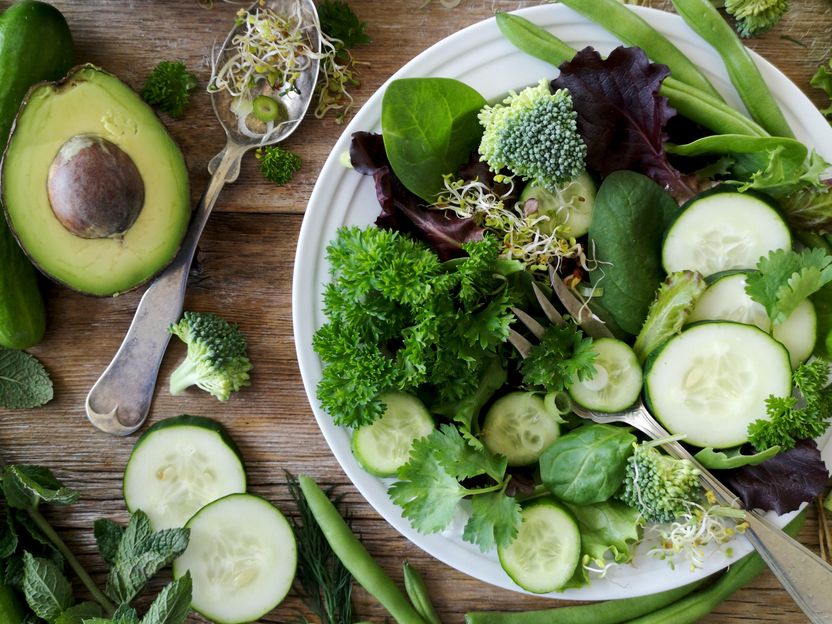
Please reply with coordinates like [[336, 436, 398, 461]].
[[0, 347, 53, 409]]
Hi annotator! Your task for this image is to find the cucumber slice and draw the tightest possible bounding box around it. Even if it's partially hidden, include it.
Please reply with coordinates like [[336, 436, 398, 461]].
[[688, 271, 817, 367], [644, 322, 792, 448], [568, 338, 642, 412], [497, 498, 580, 594], [662, 188, 791, 276], [351, 392, 434, 477], [173, 493, 296, 624], [518, 172, 596, 237], [123, 415, 246, 530], [481, 392, 560, 466]]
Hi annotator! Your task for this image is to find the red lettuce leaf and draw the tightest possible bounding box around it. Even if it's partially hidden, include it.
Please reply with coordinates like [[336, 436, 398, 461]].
[[552, 46, 698, 200], [349, 131, 483, 260], [721, 439, 829, 514]]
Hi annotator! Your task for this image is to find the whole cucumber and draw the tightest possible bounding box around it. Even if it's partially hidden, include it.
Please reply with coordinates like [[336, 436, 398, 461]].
[[0, 1, 73, 348]]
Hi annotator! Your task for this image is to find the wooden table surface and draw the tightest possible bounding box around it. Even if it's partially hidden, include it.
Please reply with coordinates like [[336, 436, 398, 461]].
[[4, 0, 832, 622]]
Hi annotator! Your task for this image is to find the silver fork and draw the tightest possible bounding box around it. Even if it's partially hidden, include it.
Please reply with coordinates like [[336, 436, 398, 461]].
[[510, 269, 832, 624]]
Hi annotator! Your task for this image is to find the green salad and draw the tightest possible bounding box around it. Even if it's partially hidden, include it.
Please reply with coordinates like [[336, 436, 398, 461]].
[[312, 0, 832, 595]]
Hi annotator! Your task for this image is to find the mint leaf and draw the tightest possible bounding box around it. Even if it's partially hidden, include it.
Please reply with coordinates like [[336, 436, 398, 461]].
[[2, 465, 79, 510], [93, 519, 124, 567], [140, 573, 191, 624], [746, 248, 832, 324], [0, 506, 18, 559], [105, 512, 189, 605], [462, 491, 521, 552], [23, 552, 73, 621], [55, 602, 103, 624], [114, 604, 140, 624], [0, 347, 53, 409]]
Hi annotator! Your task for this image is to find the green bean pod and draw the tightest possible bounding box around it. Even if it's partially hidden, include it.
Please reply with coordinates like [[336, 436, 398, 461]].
[[557, 0, 723, 102], [298, 475, 426, 624], [494, 13, 766, 138], [464, 579, 706, 624], [403, 562, 443, 624], [670, 0, 794, 138]]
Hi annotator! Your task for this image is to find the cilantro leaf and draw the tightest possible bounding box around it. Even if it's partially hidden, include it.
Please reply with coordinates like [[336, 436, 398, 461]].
[[388, 436, 467, 534], [1, 465, 79, 510], [462, 491, 521, 552], [104, 512, 189, 605], [429, 424, 506, 482], [520, 323, 597, 392], [748, 359, 832, 451], [22, 552, 73, 621], [139, 573, 192, 624], [0, 347, 53, 409], [746, 248, 832, 324]]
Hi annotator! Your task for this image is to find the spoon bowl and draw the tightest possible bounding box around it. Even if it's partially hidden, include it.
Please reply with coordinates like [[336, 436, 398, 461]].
[[86, 0, 321, 435]]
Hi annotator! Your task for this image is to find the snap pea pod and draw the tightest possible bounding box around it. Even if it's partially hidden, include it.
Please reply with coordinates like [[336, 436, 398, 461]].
[[465, 578, 706, 624], [623, 511, 807, 624], [403, 562, 442, 624], [669, 0, 794, 138], [298, 475, 426, 624], [557, 0, 722, 101], [495, 13, 767, 137]]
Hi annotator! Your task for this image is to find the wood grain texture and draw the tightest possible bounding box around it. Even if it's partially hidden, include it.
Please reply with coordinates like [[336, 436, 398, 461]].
[[3, 0, 832, 622]]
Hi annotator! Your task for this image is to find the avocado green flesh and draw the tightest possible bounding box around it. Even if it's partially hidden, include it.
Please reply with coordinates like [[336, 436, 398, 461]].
[[2, 66, 190, 296]]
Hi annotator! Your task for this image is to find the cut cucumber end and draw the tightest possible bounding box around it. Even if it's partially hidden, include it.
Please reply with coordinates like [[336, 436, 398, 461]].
[[481, 392, 560, 466], [173, 493, 296, 624], [662, 188, 791, 277], [644, 322, 792, 448], [351, 392, 434, 477], [123, 415, 246, 530], [497, 498, 580, 593], [568, 338, 642, 412]]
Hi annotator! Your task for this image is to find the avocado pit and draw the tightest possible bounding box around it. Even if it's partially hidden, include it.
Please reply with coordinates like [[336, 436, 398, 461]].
[[47, 134, 145, 239]]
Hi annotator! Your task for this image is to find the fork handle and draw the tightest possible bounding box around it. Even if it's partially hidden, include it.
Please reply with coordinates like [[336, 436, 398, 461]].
[[626, 406, 832, 624]]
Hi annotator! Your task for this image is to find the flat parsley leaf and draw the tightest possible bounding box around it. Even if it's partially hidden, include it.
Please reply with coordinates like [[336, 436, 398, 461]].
[[0, 347, 53, 409], [104, 511, 189, 605], [463, 491, 521, 551], [746, 248, 832, 324], [22, 552, 73, 621], [748, 359, 832, 450], [429, 424, 506, 482], [520, 322, 597, 392]]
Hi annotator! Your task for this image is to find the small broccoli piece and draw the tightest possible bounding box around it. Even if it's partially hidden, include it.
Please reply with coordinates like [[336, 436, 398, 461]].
[[141, 61, 198, 119], [723, 0, 790, 38], [256, 145, 302, 185], [619, 440, 702, 523], [478, 79, 586, 193], [168, 312, 252, 401]]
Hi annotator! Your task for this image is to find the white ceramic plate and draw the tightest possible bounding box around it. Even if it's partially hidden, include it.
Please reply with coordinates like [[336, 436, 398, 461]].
[[293, 4, 832, 600]]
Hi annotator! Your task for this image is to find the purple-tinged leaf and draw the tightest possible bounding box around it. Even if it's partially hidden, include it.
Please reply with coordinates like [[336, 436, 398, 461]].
[[552, 46, 698, 201], [722, 439, 829, 515]]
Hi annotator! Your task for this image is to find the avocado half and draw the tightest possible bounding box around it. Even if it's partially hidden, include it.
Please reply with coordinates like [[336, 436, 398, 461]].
[[1, 64, 190, 296]]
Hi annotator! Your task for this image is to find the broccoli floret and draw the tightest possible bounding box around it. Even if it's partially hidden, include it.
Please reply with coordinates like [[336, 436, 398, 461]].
[[478, 79, 586, 192], [168, 312, 252, 401], [618, 440, 702, 523], [256, 145, 302, 185], [723, 0, 790, 38], [141, 61, 198, 119]]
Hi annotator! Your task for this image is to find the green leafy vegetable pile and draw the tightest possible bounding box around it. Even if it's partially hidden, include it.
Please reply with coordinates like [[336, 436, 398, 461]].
[[0, 461, 191, 624]]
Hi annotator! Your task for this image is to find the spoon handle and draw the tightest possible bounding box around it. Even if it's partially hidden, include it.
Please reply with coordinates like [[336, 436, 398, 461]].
[[85, 141, 247, 435]]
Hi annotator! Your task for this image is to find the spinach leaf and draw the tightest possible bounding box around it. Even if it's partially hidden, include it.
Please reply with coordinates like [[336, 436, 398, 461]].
[[0, 348, 52, 409], [588, 171, 680, 335], [694, 445, 780, 470], [381, 78, 486, 202], [539, 423, 636, 505]]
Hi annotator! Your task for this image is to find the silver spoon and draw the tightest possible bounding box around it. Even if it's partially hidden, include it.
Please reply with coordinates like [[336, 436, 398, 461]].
[[86, 0, 321, 435]]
